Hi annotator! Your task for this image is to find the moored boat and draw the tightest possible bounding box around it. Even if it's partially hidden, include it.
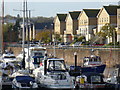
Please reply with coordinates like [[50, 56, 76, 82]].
[[33, 57, 74, 89], [69, 55, 106, 76], [75, 72, 106, 89], [17, 45, 46, 70], [12, 75, 38, 89]]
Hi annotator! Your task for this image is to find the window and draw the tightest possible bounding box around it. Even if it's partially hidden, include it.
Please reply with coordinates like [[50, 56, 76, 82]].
[[48, 60, 66, 71], [91, 76, 101, 83]]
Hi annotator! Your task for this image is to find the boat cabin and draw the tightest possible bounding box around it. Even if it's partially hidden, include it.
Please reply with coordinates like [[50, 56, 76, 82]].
[[83, 55, 102, 66], [24, 46, 46, 69], [43, 58, 67, 74]]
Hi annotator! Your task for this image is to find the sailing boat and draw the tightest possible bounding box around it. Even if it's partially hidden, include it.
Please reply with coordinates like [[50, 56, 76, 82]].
[[11, 1, 38, 89]]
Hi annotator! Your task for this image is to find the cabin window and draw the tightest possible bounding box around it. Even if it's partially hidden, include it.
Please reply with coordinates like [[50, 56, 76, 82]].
[[34, 52, 42, 56], [33, 58, 40, 64], [84, 58, 90, 62], [91, 76, 101, 83], [48, 60, 66, 71]]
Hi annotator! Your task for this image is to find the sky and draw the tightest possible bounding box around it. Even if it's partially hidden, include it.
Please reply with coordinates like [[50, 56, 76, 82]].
[[0, 1, 119, 17]]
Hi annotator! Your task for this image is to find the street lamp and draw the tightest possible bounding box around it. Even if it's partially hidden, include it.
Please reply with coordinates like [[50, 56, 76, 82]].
[[74, 52, 77, 69]]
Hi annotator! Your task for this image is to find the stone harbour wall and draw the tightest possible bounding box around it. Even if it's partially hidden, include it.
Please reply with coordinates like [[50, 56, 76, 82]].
[[8, 47, 120, 67]]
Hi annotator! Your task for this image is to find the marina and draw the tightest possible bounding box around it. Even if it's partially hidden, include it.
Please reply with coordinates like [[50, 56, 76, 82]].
[[1, 0, 120, 90], [0, 46, 119, 90]]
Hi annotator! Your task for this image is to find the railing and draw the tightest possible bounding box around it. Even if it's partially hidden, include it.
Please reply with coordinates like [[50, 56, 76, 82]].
[[7, 43, 120, 50]]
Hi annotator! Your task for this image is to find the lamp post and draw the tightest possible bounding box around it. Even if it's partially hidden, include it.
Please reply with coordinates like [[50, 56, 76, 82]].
[[74, 52, 77, 68], [74, 52, 77, 85]]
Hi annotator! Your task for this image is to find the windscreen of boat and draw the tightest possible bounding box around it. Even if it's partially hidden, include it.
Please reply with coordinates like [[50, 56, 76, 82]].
[[84, 56, 101, 62], [48, 60, 66, 71]]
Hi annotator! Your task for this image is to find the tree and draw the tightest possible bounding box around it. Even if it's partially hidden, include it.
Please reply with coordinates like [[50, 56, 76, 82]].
[[35, 30, 51, 43], [97, 23, 116, 43], [77, 36, 86, 42], [3, 23, 14, 42], [12, 15, 21, 41], [3, 19, 20, 42], [53, 33, 62, 43]]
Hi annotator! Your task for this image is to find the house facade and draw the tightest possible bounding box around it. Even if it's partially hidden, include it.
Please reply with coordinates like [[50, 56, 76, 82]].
[[117, 7, 120, 42], [53, 5, 120, 44], [97, 5, 118, 43], [64, 11, 81, 42], [54, 14, 67, 41], [54, 14, 67, 35], [97, 6, 118, 32], [77, 9, 100, 41]]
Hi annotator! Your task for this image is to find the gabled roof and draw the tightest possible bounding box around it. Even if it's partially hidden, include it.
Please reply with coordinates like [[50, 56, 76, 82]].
[[97, 5, 120, 17], [83, 9, 100, 17], [57, 14, 67, 21], [69, 11, 81, 20], [103, 5, 120, 15]]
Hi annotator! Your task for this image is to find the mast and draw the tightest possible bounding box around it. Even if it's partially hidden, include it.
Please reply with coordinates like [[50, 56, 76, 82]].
[[26, 0, 30, 70], [22, 0, 26, 69], [0, 0, 4, 54]]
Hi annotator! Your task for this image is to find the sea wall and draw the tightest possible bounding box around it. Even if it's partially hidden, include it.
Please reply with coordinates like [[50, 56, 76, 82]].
[[7, 47, 120, 67]]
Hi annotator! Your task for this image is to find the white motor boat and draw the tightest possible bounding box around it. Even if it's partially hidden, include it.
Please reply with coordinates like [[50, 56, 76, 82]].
[[1, 52, 18, 63], [12, 75, 38, 89], [17, 45, 46, 70], [33, 57, 74, 89]]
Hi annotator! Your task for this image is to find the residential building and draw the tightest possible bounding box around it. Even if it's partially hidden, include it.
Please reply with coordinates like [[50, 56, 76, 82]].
[[64, 11, 81, 42], [20, 22, 35, 41], [54, 14, 67, 42], [78, 9, 100, 41], [117, 7, 120, 42], [97, 5, 118, 43], [54, 14, 67, 35]]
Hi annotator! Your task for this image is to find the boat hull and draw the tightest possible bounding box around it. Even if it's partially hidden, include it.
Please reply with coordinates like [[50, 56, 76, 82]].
[[69, 64, 106, 76], [81, 64, 106, 73]]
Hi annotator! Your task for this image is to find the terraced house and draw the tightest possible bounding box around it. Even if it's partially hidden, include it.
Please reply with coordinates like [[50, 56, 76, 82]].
[[97, 5, 119, 43], [54, 5, 120, 44], [77, 9, 100, 41], [54, 14, 67, 41], [64, 11, 81, 42], [117, 7, 120, 42]]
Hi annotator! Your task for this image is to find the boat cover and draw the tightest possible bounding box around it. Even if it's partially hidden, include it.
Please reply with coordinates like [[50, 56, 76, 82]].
[[15, 76, 35, 83]]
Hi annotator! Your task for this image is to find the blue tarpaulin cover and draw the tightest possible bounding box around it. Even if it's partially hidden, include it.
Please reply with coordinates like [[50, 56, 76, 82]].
[[16, 76, 35, 83]]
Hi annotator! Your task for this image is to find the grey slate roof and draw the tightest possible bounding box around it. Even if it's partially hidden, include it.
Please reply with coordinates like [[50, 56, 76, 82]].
[[83, 9, 100, 17], [103, 5, 120, 15], [57, 14, 67, 21], [69, 11, 81, 20]]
